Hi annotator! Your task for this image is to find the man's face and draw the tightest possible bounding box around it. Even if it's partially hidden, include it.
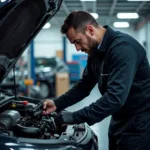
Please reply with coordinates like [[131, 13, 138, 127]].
[[66, 26, 98, 55]]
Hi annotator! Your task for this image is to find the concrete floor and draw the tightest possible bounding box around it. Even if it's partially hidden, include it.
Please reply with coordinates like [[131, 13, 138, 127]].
[[66, 84, 111, 150]]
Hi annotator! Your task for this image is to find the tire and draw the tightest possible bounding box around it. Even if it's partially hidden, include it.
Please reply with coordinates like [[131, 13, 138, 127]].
[[39, 81, 54, 99]]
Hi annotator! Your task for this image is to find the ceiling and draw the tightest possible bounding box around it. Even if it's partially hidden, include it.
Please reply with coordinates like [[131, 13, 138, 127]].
[[0, 0, 150, 28], [50, 0, 150, 28]]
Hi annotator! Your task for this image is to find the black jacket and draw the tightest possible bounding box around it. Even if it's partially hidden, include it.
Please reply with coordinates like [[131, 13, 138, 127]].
[[54, 26, 150, 129]]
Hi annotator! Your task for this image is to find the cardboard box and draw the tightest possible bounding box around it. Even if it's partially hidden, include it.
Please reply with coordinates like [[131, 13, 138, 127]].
[[56, 50, 63, 59], [56, 72, 69, 97]]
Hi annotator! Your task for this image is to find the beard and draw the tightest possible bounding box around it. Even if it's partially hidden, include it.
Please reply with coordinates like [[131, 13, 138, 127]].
[[90, 40, 99, 51], [86, 37, 99, 56]]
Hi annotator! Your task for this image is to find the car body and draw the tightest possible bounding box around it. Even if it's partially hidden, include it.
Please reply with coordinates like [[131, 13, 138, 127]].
[[35, 56, 69, 98], [0, 0, 98, 150], [1, 56, 69, 98]]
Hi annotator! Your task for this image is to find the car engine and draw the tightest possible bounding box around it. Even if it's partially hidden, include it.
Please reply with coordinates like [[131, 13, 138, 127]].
[[0, 93, 98, 150], [0, 93, 93, 141], [0, 109, 59, 139], [0, 96, 64, 139]]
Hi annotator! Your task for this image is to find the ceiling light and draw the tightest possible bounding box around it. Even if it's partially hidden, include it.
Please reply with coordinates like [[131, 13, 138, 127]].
[[80, 0, 96, 1], [127, 0, 150, 1], [90, 13, 99, 19], [117, 13, 139, 19], [43, 23, 51, 29], [1, 0, 7, 2], [113, 22, 130, 28]]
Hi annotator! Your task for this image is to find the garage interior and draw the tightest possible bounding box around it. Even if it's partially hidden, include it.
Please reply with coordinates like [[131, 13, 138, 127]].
[[0, 0, 150, 150]]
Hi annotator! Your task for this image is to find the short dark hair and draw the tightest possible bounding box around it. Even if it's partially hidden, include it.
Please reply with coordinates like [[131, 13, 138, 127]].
[[61, 11, 99, 34]]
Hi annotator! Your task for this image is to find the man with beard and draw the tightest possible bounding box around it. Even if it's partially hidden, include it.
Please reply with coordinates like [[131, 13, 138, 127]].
[[43, 11, 150, 150]]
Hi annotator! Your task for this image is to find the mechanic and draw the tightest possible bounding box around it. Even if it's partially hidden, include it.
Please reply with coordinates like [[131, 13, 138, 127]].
[[43, 11, 150, 150]]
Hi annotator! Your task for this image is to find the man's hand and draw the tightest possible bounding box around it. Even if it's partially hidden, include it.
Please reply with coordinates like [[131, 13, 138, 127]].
[[43, 99, 57, 115], [54, 111, 76, 126]]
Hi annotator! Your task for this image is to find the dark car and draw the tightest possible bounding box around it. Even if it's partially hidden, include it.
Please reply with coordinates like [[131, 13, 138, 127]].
[[35, 57, 69, 98], [3, 56, 69, 98], [1, 56, 68, 99], [0, 0, 98, 150]]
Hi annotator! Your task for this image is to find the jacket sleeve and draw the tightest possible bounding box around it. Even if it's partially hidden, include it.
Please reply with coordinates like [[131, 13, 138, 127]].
[[54, 58, 97, 112], [73, 43, 140, 125]]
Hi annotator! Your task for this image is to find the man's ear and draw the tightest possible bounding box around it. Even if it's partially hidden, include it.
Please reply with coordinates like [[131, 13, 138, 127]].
[[85, 25, 94, 36]]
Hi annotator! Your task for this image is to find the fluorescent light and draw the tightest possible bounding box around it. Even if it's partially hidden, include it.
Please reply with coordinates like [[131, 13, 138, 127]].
[[90, 13, 99, 19], [113, 22, 130, 28], [43, 23, 51, 29], [117, 13, 139, 19], [127, 0, 150, 1], [1, 0, 7, 2], [80, 0, 96, 1]]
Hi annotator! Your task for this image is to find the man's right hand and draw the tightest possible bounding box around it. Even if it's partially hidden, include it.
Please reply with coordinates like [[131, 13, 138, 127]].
[[43, 99, 57, 115]]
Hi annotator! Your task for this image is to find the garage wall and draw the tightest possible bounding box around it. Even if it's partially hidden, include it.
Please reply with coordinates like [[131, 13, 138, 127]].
[[146, 22, 150, 63], [33, 25, 137, 62], [135, 21, 150, 63], [34, 26, 88, 61], [34, 27, 62, 57], [135, 26, 146, 47]]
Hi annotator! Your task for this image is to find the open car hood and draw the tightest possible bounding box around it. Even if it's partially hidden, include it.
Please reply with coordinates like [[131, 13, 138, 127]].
[[0, 0, 63, 83]]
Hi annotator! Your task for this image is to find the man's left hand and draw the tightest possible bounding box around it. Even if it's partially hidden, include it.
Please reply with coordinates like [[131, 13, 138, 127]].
[[54, 111, 76, 126]]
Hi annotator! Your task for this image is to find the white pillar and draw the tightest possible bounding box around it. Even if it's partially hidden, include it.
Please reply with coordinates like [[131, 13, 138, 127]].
[[146, 22, 150, 64]]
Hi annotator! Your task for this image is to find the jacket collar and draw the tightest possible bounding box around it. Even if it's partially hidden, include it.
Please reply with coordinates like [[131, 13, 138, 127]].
[[96, 25, 116, 53]]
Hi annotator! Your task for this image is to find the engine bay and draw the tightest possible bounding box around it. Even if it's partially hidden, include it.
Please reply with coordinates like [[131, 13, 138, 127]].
[[0, 92, 89, 143]]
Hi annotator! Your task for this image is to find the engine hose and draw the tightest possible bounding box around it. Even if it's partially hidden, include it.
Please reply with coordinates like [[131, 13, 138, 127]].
[[14, 124, 41, 138]]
